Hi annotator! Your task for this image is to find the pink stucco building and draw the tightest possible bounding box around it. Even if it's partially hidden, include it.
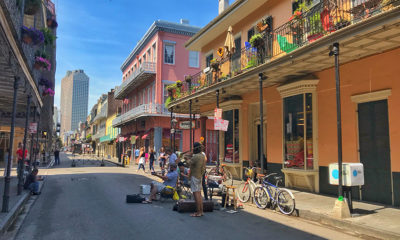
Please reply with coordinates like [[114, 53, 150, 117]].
[[112, 19, 202, 154]]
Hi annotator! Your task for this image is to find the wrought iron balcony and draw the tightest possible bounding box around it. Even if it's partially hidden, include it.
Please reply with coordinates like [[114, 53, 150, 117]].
[[175, 0, 400, 102], [112, 103, 169, 127], [114, 62, 156, 100], [93, 128, 106, 140]]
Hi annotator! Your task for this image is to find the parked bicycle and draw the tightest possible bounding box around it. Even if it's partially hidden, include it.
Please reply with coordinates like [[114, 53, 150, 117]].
[[253, 173, 296, 215], [237, 167, 258, 203]]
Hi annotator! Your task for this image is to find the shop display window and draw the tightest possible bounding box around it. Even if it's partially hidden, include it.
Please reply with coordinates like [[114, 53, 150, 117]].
[[222, 109, 240, 163], [284, 93, 313, 170]]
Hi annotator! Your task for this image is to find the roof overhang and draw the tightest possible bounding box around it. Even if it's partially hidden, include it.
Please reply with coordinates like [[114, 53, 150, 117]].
[[185, 0, 267, 51]]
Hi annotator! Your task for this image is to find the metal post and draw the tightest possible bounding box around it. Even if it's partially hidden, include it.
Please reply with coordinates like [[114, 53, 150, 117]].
[[170, 107, 173, 151], [33, 113, 41, 168], [330, 42, 343, 198], [189, 100, 192, 152], [259, 73, 267, 172], [192, 113, 195, 147], [2, 77, 19, 212], [216, 90, 220, 168], [29, 107, 36, 171], [18, 94, 31, 195]]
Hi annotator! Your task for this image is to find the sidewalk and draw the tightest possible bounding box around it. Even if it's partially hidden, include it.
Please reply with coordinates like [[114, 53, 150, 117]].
[[232, 178, 400, 240], [0, 160, 52, 233]]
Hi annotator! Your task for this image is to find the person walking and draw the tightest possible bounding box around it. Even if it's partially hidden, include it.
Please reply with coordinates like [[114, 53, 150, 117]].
[[136, 147, 146, 173], [149, 148, 155, 173], [54, 149, 60, 165], [158, 147, 166, 175]]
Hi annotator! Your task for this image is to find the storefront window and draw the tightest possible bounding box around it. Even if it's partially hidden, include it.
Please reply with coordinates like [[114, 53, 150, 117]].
[[222, 109, 240, 163], [284, 93, 313, 170]]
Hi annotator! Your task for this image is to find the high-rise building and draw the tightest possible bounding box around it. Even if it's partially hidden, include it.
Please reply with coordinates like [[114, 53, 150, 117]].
[[60, 70, 89, 140]]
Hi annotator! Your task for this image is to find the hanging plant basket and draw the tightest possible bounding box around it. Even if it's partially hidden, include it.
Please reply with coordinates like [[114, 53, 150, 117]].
[[184, 75, 192, 83], [47, 18, 58, 29], [211, 61, 220, 72], [21, 26, 44, 45], [176, 80, 182, 88], [34, 56, 51, 71], [249, 34, 264, 49], [24, 0, 41, 15]]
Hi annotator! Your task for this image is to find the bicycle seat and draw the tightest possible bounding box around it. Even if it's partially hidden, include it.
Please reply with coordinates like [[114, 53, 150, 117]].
[[257, 173, 265, 178]]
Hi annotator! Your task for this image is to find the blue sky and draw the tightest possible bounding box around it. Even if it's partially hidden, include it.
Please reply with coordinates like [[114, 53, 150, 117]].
[[55, 0, 234, 112]]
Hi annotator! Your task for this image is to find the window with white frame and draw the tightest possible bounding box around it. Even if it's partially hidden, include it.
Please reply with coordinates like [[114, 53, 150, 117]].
[[189, 51, 199, 68], [163, 83, 171, 103], [164, 43, 175, 64]]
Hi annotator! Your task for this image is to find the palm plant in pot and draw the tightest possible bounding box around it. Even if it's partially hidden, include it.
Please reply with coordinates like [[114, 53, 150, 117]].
[[41, 28, 56, 46], [24, 0, 41, 15]]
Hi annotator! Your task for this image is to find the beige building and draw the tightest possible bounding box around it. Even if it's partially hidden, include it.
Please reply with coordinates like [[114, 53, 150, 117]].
[[60, 70, 89, 143]]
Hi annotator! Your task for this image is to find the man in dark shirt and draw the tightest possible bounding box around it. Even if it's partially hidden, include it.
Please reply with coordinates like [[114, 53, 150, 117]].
[[24, 168, 40, 195], [54, 149, 60, 165]]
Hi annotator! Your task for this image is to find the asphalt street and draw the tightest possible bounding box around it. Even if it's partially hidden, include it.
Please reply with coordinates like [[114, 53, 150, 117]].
[[11, 153, 363, 240]]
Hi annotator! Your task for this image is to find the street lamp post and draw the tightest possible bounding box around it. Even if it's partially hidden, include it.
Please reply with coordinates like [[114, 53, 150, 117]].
[[170, 107, 173, 151], [2, 77, 20, 212], [329, 42, 344, 199], [189, 100, 192, 152]]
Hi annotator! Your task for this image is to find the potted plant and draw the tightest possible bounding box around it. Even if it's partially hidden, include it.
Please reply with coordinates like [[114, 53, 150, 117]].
[[47, 17, 58, 29], [34, 56, 51, 71], [41, 28, 56, 46], [249, 33, 264, 49], [210, 59, 220, 72], [184, 75, 192, 83], [42, 88, 55, 97], [307, 12, 325, 43], [24, 0, 41, 15], [21, 26, 44, 45], [39, 78, 53, 88]]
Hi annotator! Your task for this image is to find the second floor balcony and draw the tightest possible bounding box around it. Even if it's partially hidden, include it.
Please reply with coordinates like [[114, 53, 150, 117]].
[[170, 0, 400, 112], [93, 128, 106, 140], [114, 62, 156, 100], [112, 103, 169, 127]]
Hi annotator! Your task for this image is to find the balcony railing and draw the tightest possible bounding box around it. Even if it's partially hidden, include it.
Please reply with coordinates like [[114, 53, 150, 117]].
[[93, 128, 106, 140], [3, 0, 48, 89], [112, 103, 169, 127], [115, 62, 156, 99], [175, 0, 400, 101]]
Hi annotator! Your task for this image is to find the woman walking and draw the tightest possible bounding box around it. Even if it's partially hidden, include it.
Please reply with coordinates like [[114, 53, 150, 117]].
[[136, 147, 146, 173], [158, 147, 166, 175], [149, 148, 155, 173]]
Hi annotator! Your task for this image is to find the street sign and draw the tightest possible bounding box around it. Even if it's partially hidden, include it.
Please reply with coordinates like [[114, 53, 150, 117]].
[[29, 123, 37, 134], [214, 108, 222, 119], [179, 120, 196, 130], [214, 119, 229, 131]]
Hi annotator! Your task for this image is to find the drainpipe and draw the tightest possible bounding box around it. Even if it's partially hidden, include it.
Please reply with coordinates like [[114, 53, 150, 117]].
[[34, 112, 41, 168], [18, 94, 31, 195], [29, 107, 36, 171], [2, 77, 20, 212]]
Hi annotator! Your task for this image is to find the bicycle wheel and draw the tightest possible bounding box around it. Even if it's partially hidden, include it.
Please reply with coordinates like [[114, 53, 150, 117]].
[[276, 189, 296, 215], [253, 186, 269, 209], [237, 181, 251, 203]]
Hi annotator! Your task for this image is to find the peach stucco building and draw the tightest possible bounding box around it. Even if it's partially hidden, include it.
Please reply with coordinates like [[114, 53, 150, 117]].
[[112, 20, 202, 154], [169, 0, 400, 206]]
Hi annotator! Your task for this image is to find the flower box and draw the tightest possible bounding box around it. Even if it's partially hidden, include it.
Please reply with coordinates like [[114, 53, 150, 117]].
[[34, 56, 51, 71], [21, 26, 44, 45]]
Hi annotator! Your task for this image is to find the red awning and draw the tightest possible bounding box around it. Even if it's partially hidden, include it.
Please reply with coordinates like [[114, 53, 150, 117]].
[[142, 134, 149, 139]]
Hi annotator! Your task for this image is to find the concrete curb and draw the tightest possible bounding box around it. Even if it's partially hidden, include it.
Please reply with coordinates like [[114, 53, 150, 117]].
[[104, 160, 125, 168], [0, 191, 30, 234], [297, 209, 400, 240], [0, 160, 52, 233]]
